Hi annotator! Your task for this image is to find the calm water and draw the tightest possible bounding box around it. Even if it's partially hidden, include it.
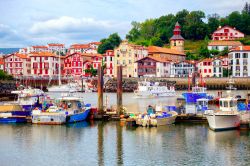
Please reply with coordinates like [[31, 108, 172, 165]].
[[0, 122, 249, 166], [0, 91, 249, 166]]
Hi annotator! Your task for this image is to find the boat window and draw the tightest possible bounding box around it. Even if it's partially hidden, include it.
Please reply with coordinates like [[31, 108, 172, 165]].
[[220, 101, 223, 107], [224, 101, 229, 107], [230, 100, 235, 107]]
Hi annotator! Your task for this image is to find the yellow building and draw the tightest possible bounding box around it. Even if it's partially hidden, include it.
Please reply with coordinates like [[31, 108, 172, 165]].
[[114, 40, 148, 77]]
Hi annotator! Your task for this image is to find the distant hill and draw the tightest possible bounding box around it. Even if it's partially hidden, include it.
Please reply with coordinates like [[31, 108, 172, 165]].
[[0, 48, 19, 55]]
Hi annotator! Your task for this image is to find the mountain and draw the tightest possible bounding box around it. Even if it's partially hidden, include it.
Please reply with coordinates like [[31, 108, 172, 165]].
[[0, 48, 19, 54]]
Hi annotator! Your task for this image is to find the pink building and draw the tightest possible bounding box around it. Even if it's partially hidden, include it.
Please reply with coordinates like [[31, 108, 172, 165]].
[[29, 52, 59, 77], [212, 26, 244, 41], [4, 53, 30, 76], [103, 50, 114, 77], [62, 52, 102, 77]]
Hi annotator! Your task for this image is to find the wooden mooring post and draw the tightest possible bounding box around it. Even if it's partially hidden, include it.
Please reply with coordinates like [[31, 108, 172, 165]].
[[117, 66, 123, 116], [97, 65, 104, 115]]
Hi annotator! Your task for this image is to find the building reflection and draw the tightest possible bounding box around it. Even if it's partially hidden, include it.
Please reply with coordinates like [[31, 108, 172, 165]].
[[97, 122, 104, 166], [116, 122, 123, 165]]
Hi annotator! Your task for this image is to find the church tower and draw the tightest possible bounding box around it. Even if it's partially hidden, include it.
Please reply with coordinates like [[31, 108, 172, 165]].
[[170, 22, 184, 52]]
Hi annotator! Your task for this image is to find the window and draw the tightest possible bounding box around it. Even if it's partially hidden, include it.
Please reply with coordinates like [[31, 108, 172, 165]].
[[204, 69, 207, 73], [214, 68, 216, 72], [236, 59, 240, 65], [110, 57, 113, 61], [45, 57, 48, 60], [235, 53, 240, 58], [243, 53, 248, 58], [209, 69, 211, 73], [147, 62, 151, 66], [45, 69, 48, 74]]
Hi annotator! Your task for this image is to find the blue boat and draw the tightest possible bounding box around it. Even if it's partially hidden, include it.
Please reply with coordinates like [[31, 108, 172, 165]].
[[0, 88, 46, 123], [182, 85, 213, 114], [57, 95, 91, 123]]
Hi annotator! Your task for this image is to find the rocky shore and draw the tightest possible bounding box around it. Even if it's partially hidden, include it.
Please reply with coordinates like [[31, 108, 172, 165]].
[[0, 81, 17, 101]]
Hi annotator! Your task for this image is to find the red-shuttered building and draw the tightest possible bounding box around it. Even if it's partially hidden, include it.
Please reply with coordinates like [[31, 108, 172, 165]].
[[103, 50, 114, 77], [29, 52, 60, 77], [62, 52, 103, 77], [4, 53, 31, 76]]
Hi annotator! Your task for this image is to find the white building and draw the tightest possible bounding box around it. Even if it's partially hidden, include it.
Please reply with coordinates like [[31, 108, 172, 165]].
[[170, 60, 195, 77], [48, 43, 66, 54], [213, 58, 223, 77], [69, 42, 100, 54], [208, 41, 242, 51], [212, 25, 244, 41], [229, 46, 250, 77]]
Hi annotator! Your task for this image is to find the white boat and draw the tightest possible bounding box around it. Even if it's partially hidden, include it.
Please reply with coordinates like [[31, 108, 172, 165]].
[[205, 97, 240, 131], [31, 106, 67, 125], [134, 105, 178, 127], [134, 81, 175, 98], [48, 83, 79, 93]]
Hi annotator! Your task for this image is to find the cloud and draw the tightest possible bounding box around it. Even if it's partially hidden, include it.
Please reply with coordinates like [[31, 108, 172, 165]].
[[30, 16, 130, 37]]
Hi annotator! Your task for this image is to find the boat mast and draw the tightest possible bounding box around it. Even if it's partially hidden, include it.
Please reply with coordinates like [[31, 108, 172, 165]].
[[58, 51, 62, 86]]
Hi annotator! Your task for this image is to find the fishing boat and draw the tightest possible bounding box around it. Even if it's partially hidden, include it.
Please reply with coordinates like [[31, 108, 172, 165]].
[[134, 81, 175, 98], [205, 97, 240, 131], [31, 106, 67, 125], [132, 105, 178, 127], [58, 94, 91, 123], [0, 88, 46, 123]]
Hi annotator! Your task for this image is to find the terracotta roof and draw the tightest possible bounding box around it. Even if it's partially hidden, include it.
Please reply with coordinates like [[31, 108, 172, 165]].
[[208, 40, 242, 46], [231, 46, 250, 51], [29, 52, 58, 57], [32, 46, 48, 49], [82, 53, 102, 58], [48, 43, 64, 47], [0, 58, 4, 65], [213, 25, 244, 35], [70, 44, 90, 49], [89, 42, 101, 45], [199, 58, 213, 63], [148, 46, 185, 56], [136, 56, 171, 63], [16, 53, 29, 59]]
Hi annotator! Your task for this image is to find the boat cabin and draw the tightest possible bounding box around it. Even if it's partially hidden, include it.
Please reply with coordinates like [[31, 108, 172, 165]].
[[192, 86, 207, 93], [196, 98, 208, 112], [219, 97, 237, 112], [59, 97, 84, 114]]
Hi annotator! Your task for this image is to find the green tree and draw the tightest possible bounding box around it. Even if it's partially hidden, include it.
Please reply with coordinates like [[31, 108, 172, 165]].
[[207, 13, 220, 36], [97, 33, 122, 54]]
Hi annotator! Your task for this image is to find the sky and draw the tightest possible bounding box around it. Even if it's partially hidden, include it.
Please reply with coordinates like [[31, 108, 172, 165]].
[[0, 0, 247, 48]]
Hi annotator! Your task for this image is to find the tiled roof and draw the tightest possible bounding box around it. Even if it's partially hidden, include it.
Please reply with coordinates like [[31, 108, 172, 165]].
[[15, 53, 29, 59], [89, 42, 101, 45], [148, 46, 185, 56], [70, 44, 90, 49], [48, 43, 64, 46], [208, 40, 242, 46], [82, 53, 103, 58], [199, 58, 213, 63], [231, 46, 250, 51], [32, 46, 48, 49], [29, 52, 58, 57], [136, 56, 171, 63]]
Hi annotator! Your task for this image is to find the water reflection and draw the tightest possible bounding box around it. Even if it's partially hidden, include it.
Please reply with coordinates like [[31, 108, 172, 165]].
[[0, 122, 249, 165]]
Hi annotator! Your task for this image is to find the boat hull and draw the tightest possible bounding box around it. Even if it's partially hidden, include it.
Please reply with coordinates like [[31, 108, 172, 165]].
[[156, 115, 177, 126], [66, 109, 90, 123], [205, 114, 240, 131], [0, 117, 27, 123], [32, 114, 66, 125]]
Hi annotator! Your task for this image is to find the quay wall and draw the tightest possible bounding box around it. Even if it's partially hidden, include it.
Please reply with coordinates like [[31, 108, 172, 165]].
[[104, 77, 250, 92]]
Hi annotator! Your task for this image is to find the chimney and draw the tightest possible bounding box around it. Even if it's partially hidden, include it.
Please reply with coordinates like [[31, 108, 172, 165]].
[[239, 46, 243, 51]]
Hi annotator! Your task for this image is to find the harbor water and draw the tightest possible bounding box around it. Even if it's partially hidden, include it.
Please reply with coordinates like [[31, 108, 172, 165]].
[[0, 91, 249, 166]]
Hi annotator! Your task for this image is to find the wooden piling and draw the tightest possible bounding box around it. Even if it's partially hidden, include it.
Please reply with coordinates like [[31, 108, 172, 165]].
[[117, 66, 123, 116], [97, 65, 104, 115]]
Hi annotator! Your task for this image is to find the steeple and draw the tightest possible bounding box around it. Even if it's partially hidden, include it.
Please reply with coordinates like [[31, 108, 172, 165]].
[[170, 22, 185, 52]]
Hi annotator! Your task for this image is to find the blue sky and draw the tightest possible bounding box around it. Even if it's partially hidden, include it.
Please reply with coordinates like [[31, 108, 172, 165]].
[[0, 0, 247, 47]]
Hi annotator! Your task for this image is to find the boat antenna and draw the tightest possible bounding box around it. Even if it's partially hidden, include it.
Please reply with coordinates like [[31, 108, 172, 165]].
[[58, 51, 62, 86]]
